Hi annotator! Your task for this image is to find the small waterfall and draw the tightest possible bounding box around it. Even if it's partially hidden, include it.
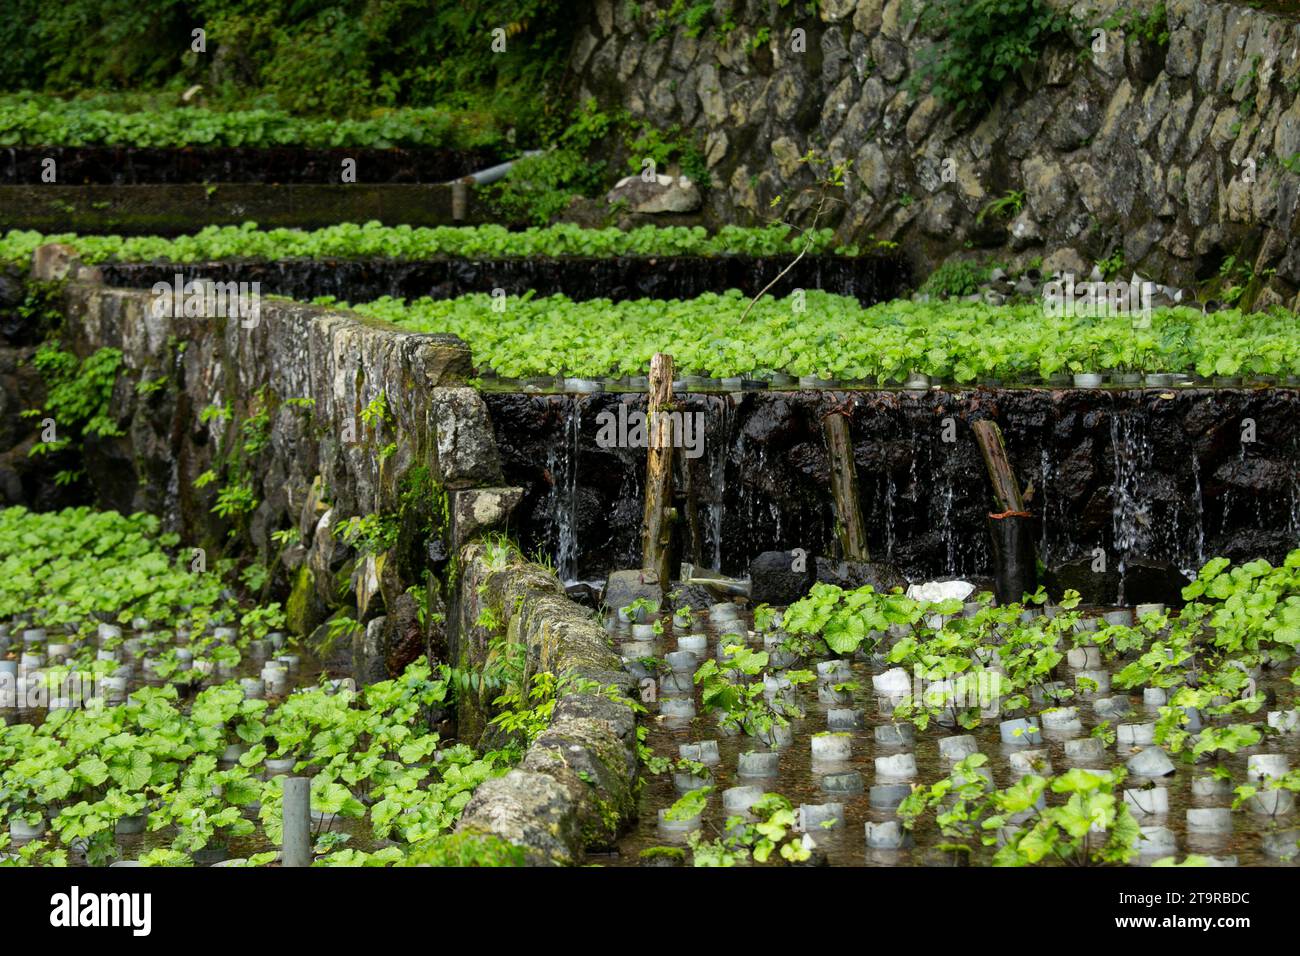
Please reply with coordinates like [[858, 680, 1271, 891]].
[[882, 465, 896, 565], [1038, 446, 1053, 564], [734, 424, 752, 567], [939, 464, 956, 574], [544, 397, 582, 582], [1291, 436, 1300, 538], [705, 396, 733, 570], [1110, 411, 1154, 577], [1188, 448, 1205, 568]]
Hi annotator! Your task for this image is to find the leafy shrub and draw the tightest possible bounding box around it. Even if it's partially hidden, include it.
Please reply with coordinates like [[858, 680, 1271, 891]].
[[911, 0, 1076, 114], [0, 1, 575, 137], [23, 343, 123, 486], [1102, 2, 1170, 48], [484, 102, 619, 225], [919, 259, 991, 298]]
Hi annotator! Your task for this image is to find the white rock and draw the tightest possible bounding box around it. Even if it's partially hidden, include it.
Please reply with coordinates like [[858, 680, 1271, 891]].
[[872, 667, 912, 696], [906, 580, 976, 604]]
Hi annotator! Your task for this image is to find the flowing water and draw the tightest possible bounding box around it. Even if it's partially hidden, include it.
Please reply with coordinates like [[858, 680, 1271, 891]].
[[497, 390, 1300, 584]]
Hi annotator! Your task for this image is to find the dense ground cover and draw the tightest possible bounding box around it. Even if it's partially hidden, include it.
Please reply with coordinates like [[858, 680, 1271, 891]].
[[0, 95, 502, 150], [0, 223, 848, 263], [348, 290, 1300, 383], [624, 550, 1300, 866], [0, 508, 539, 867]]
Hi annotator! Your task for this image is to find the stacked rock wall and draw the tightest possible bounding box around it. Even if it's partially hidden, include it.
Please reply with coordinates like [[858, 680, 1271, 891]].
[[569, 0, 1300, 306]]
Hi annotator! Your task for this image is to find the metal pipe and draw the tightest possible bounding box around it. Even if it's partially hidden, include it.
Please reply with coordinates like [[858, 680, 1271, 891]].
[[443, 149, 544, 187], [282, 777, 311, 867]]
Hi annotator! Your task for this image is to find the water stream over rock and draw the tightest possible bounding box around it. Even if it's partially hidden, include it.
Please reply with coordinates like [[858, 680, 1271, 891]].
[[486, 389, 1300, 583]]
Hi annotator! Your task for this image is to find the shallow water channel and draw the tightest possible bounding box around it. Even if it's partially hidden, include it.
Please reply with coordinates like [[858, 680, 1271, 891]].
[[0, 621, 390, 866], [610, 605, 1300, 868]]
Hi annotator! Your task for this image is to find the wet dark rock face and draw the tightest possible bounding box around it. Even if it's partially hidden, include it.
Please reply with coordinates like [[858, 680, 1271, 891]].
[[0, 266, 84, 510], [749, 550, 817, 605], [0, 147, 501, 185], [100, 254, 909, 307], [486, 389, 1300, 584]]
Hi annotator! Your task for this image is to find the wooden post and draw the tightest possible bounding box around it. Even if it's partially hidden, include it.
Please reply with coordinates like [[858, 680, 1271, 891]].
[[971, 420, 1026, 514], [972, 418, 1037, 604], [642, 353, 677, 591], [823, 409, 869, 560]]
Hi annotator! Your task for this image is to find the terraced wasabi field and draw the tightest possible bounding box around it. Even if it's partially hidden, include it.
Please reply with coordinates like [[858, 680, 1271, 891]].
[[3, 6, 1300, 931], [613, 567, 1300, 868]]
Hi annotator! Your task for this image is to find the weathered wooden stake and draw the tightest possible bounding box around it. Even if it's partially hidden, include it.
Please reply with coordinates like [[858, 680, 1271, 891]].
[[641, 352, 677, 591], [972, 419, 1038, 605], [823, 409, 869, 560], [972, 420, 1026, 513]]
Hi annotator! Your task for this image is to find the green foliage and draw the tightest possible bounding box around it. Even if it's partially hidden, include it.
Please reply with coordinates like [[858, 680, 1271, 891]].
[[10, 280, 65, 339], [22, 342, 123, 485], [919, 259, 992, 298], [0, 2, 574, 140], [13, 519, 1288, 868], [0, 95, 500, 149], [484, 101, 617, 226], [685, 791, 811, 866], [348, 290, 1300, 383], [1097, 247, 1126, 281], [900, 757, 1140, 866], [752, 603, 778, 632], [192, 388, 280, 538], [663, 785, 711, 822], [336, 500, 400, 557], [623, 116, 708, 186], [0, 643, 508, 866], [784, 582, 920, 656], [694, 643, 812, 740], [975, 190, 1025, 226], [401, 831, 526, 867], [1102, 3, 1170, 48], [910, 0, 1076, 114], [0, 222, 848, 266]]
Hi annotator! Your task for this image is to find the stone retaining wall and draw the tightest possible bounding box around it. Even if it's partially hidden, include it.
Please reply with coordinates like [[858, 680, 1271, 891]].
[[453, 542, 639, 865], [31, 244, 520, 683], [568, 0, 1300, 307], [25, 248, 640, 865]]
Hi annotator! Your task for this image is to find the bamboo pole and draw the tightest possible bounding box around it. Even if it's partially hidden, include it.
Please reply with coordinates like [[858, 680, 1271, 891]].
[[823, 409, 869, 560], [641, 353, 677, 591]]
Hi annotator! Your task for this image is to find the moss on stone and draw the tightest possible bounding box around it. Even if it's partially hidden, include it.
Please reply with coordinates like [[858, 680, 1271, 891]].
[[404, 831, 526, 867], [639, 846, 686, 863], [285, 563, 315, 636]]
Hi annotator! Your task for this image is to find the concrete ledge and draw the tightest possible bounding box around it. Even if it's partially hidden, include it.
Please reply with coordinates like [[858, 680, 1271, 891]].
[[1, 184, 490, 234]]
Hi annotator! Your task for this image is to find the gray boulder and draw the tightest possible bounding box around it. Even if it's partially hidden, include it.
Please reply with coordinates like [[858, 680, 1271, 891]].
[[815, 557, 907, 593], [606, 174, 702, 214], [1045, 556, 1120, 605], [602, 569, 663, 612], [750, 550, 816, 605]]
